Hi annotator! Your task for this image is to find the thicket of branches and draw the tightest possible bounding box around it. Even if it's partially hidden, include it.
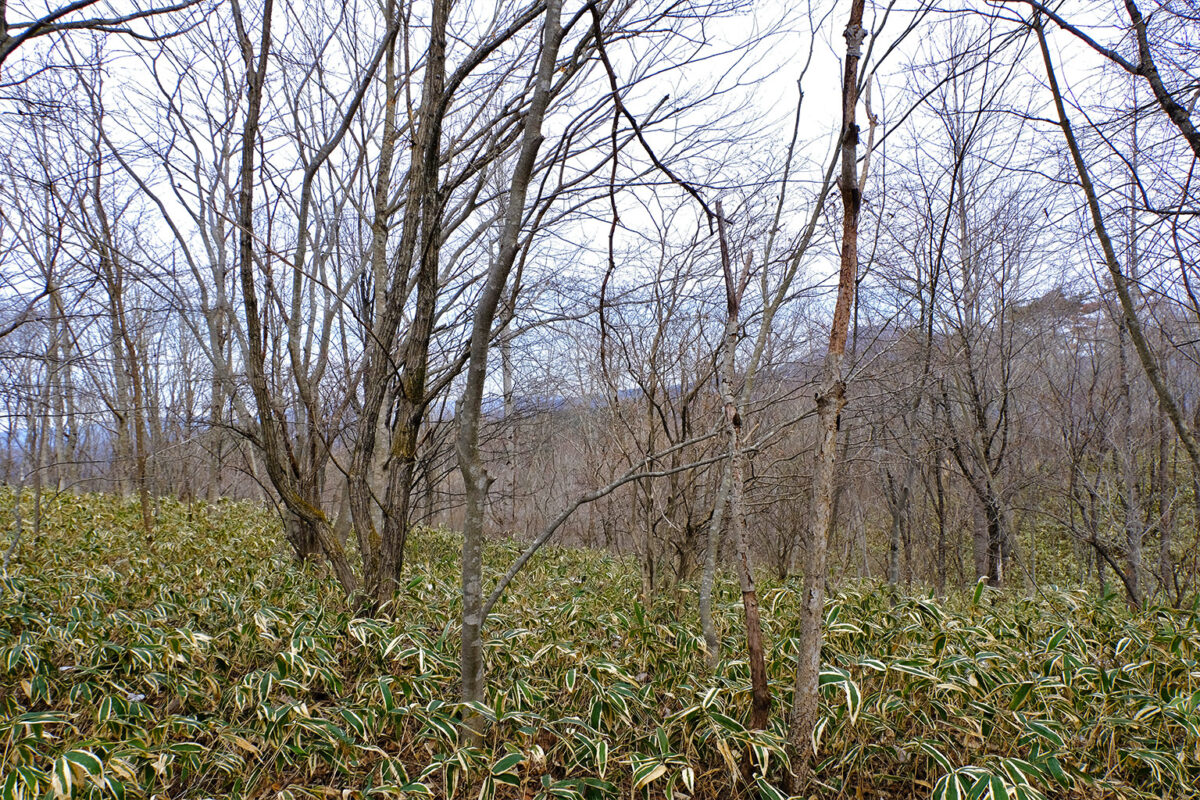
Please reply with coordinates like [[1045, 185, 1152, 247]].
[[2, 0, 1198, 784]]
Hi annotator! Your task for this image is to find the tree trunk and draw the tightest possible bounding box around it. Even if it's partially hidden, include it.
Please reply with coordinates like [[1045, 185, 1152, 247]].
[[231, 0, 358, 598], [349, 0, 443, 608], [972, 497, 988, 582], [456, 0, 563, 740], [284, 507, 322, 562], [700, 463, 731, 669], [1117, 319, 1143, 607], [640, 401, 657, 607], [713, 202, 770, 732], [886, 470, 911, 587], [985, 498, 1004, 586], [92, 154, 154, 540], [109, 291, 132, 497], [787, 0, 865, 787], [1157, 407, 1174, 602], [935, 455, 947, 595]]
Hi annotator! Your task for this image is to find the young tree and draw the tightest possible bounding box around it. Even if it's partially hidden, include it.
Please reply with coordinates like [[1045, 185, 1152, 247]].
[[457, 0, 564, 733]]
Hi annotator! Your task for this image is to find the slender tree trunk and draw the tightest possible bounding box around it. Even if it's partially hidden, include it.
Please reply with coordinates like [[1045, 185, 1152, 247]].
[[987, 499, 1004, 586], [1115, 88, 1145, 607], [60, 335, 78, 489], [886, 471, 911, 587], [375, 93, 447, 605], [109, 292, 132, 496], [457, 0, 563, 739], [498, 326, 517, 530], [207, 339, 225, 501], [349, 12, 399, 582], [1117, 319, 1143, 607], [1157, 408, 1174, 601], [700, 463, 732, 669], [49, 288, 67, 491], [641, 399, 657, 606], [92, 157, 154, 540], [3, 466, 25, 570], [349, 0, 444, 606], [972, 496, 988, 582], [32, 410, 44, 542], [787, 0, 866, 787], [887, 507, 901, 587], [935, 455, 947, 595], [124, 324, 154, 540], [713, 203, 770, 732]]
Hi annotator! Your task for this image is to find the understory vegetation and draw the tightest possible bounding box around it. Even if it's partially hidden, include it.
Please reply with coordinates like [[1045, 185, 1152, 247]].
[[2, 492, 1199, 799]]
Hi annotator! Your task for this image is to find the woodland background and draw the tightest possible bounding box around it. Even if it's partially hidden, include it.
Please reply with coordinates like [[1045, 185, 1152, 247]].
[[1, 0, 1199, 795]]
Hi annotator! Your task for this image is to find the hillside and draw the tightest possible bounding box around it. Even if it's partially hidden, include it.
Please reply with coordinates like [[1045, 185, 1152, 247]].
[[2, 492, 1198, 799]]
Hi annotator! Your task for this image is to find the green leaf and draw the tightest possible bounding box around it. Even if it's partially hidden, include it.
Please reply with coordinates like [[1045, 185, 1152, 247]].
[[51, 755, 73, 800], [341, 708, 368, 739], [971, 577, 988, 606], [491, 752, 523, 775], [103, 776, 127, 800], [1009, 682, 1034, 711], [932, 772, 960, 800], [1042, 756, 1070, 788], [964, 772, 991, 800], [679, 766, 695, 794], [709, 712, 745, 733], [461, 700, 495, 723], [921, 742, 953, 773], [654, 726, 669, 756], [632, 762, 667, 792], [379, 679, 396, 713], [755, 776, 787, 800], [1001, 758, 1042, 786], [63, 749, 103, 777], [1024, 719, 1064, 748], [1, 773, 19, 800]]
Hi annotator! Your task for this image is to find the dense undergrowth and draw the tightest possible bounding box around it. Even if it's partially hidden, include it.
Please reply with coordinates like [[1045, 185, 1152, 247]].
[[1, 491, 1198, 799]]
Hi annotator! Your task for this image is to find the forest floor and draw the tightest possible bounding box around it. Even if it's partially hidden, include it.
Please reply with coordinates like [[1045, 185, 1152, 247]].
[[1, 491, 1198, 799]]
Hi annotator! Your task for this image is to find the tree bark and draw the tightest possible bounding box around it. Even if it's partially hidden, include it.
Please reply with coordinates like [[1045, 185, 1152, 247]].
[[713, 202, 770, 732], [1115, 90, 1144, 608], [457, 0, 563, 739], [699, 462, 731, 669], [1156, 406, 1174, 602], [1117, 318, 1143, 607], [231, 0, 358, 596], [786, 0, 866, 788], [349, 0, 446, 608]]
